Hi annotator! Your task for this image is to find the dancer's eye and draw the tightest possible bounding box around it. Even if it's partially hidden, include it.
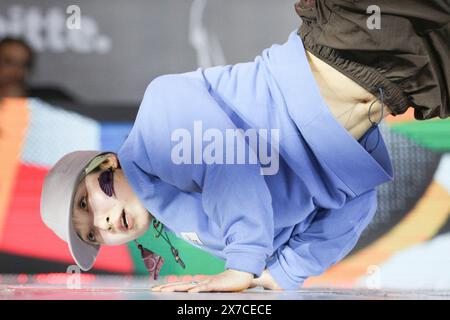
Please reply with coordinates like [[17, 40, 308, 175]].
[[87, 231, 96, 242], [98, 169, 115, 197]]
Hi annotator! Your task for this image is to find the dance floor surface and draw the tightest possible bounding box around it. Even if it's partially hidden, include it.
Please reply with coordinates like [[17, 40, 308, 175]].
[[1, 275, 449, 300]]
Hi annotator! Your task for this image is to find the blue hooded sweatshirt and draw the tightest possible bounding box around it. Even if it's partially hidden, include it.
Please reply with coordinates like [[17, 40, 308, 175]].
[[117, 30, 394, 290]]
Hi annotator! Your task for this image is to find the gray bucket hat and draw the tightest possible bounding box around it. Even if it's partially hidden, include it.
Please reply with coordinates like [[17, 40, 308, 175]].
[[40, 150, 110, 271]]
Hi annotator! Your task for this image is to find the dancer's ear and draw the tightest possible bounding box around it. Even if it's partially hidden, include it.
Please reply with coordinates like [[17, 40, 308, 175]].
[[98, 153, 120, 170]]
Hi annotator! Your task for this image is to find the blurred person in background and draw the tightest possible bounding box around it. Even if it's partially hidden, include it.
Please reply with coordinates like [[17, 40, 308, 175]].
[[0, 37, 76, 102], [0, 37, 32, 98]]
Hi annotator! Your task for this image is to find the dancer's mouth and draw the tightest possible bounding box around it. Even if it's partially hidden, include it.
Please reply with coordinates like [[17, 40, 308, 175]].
[[119, 209, 134, 231]]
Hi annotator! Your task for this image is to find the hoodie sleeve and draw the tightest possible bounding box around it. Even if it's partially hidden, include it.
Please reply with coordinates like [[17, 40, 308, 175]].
[[135, 73, 275, 278], [200, 161, 275, 278], [266, 189, 378, 290]]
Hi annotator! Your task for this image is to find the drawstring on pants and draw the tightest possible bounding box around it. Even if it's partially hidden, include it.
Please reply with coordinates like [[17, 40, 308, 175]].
[[362, 87, 385, 154]]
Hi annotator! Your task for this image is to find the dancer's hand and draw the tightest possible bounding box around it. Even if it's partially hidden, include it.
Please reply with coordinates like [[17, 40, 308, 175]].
[[251, 269, 283, 291], [151, 269, 254, 293]]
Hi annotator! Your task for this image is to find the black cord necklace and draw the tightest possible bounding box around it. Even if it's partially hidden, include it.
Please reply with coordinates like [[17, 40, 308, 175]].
[[152, 218, 186, 269], [134, 218, 186, 280]]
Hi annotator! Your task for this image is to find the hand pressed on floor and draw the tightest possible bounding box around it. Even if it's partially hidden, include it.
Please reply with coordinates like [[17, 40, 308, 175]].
[[251, 269, 283, 291], [151, 269, 254, 293]]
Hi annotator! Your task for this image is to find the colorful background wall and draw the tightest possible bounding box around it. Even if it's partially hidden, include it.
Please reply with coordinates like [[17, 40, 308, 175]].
[[0, 98, 449, 289], [0, 0, 449, 290]]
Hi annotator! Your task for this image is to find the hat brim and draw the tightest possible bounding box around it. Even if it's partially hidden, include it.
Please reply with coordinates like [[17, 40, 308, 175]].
[[41, 150, 112, 271], [66, 152, 103, 271], [68, 216, 100, 271]]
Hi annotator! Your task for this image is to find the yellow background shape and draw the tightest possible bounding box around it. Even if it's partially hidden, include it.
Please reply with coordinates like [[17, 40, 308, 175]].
[[0, 98, 30, 240]]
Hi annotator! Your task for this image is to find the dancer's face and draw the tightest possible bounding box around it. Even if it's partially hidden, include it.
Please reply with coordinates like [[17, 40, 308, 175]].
[[72, 154, 151, 246]]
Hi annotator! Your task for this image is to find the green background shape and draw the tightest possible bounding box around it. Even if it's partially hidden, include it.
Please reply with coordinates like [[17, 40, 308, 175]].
[[129, 227, 226, 275], [390, 119, 450, 152]]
